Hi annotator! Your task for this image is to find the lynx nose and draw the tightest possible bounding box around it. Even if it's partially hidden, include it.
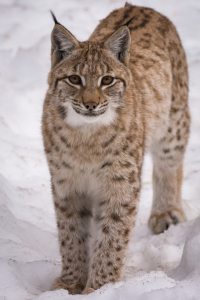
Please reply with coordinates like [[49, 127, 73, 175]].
[[84, 102, 98, 111]]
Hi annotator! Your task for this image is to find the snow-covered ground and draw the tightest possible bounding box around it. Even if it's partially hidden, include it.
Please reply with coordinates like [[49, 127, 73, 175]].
[[0, 0, 200, 299]]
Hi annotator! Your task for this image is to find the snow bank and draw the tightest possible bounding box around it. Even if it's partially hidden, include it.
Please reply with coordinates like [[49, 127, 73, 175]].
[[0, 0, 200, 299]]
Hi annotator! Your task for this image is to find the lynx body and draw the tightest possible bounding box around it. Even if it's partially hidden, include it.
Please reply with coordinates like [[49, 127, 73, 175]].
[[42, 3, 190, 294]]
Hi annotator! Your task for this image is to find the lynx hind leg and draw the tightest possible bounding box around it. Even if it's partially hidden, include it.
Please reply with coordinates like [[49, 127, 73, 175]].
[[149, 110, 189, 234], [149, 154, 187, 234]]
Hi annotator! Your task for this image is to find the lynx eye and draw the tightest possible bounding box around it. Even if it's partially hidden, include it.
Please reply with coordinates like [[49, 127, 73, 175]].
[[68, 75, 82, 85], [101, 76, 114, 85]]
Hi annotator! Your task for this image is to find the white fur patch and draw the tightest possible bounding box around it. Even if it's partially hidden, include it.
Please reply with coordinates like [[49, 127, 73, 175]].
[[98, 77, 102, 87], [81, 76, 86, 86], [64, 102, 117, 127]]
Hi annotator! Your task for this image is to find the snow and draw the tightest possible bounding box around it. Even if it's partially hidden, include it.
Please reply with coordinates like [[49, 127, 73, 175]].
[[0, 0, 200, 299]]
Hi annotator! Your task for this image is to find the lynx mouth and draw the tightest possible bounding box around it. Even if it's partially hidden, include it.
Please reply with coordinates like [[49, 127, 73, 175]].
[[66, 104, 116, 126], [73, 107, 107, 117]]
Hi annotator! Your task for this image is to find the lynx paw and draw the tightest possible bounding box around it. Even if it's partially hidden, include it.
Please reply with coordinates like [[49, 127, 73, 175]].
[[50, 278, 84, 294], [82, 287, 95, 295], [148, 207, 186, 234]]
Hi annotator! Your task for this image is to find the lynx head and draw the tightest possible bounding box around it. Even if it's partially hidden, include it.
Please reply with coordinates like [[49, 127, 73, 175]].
[[48, 12, 133, 127]]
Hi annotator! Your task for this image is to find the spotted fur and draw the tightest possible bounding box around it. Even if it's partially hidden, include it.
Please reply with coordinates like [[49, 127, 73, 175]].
[[42, 3, 190, 294]]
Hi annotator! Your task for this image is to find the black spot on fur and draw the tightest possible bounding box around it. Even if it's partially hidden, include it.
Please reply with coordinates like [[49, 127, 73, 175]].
[[128, 171, 136, 183], [102, 225, 109, 234], [110, 212, 121, 222], [57, 179, 66, 184], [122, 143, 129, 152], [175, 145, 184, 152], [99, 200, 107, 207], [129, 19, 149, 31], [102, 135, 116, 148], [120, 160, 131, 168], [124, 229, 130, 236], [177, 129, 181, 141], [62, 161, 72, 168], [128, 206, 136, 214], [163, 148, 170, 154], [112, 175, 125, 181], [101, 161, 112, 168], [59, 206, 66, 213], [123, 9, 131, 20], [116, 245, 122, 252], [79, 207, 92, 218], [114, 150, 119, 155], [60, 136, 71, 147], [69, 224, 75, 231], [116, 257, 121, 261], [57, 105, 67, 119], [143, 33, 151, 37]]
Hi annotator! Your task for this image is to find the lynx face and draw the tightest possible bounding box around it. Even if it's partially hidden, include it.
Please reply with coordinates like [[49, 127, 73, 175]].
[[48, 21, 132, 127]]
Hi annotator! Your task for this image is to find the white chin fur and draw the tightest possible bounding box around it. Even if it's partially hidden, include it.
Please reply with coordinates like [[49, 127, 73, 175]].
[[64, 104, 117, 127]]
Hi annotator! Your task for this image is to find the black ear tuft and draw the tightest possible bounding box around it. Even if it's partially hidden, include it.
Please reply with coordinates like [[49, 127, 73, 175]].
[[50, 11, 59, 25], [50, 17, 79, 68]]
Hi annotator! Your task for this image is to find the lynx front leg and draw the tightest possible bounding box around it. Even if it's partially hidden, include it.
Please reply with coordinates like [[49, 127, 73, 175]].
[[84, 183, 140, 291], [51, 183, 92, 294]]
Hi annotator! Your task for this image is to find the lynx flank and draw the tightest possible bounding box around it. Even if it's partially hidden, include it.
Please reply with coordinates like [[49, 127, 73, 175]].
[[42, 3, 190, 294]]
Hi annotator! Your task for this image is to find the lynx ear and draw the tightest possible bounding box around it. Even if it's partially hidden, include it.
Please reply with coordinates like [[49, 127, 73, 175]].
[[104, 26, 131, 66], [50, 12, 79, 68]]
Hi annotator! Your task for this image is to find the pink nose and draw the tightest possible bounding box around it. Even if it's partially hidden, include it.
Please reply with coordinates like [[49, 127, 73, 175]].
[[84, 102, 98, 111]]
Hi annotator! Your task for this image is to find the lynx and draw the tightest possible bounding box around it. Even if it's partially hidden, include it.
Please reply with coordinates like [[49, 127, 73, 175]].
[[42, 3, 190, 294]]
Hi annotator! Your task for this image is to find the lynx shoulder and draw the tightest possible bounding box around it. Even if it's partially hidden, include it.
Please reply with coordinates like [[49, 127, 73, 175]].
[[42, 3, 190, 294]]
